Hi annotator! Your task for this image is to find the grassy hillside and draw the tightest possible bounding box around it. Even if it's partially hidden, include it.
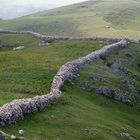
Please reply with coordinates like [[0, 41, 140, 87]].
[[0, 0, 140, 39], [0, 33, 104, 100], [0, 33, 140, 139]]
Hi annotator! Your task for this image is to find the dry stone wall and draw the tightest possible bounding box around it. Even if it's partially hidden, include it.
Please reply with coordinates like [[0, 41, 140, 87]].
[[0, 29, 138, 43], [0, 29, 129, 125], [50, 40, 129, 92]]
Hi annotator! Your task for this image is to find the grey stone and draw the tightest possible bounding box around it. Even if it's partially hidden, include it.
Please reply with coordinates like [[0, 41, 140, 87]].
[[129, 137, 136, 140], [0, 133, 5, 140], [13, 46, 25, 51], [19, 130, 24, 136], [96, 87, 133, 105], [120, 132, 130, 137], [11, 135, 16, 139], [90, 74, 111, 83], [122, 127, 128, 133]]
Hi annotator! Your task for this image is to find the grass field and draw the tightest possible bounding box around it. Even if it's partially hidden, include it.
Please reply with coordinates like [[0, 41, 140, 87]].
[[0, 33, 140, 139], [0, 0, 140, 40], [0, 33, 105, 99]]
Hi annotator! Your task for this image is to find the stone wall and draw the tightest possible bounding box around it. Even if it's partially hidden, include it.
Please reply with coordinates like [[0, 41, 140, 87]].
[[0, 38, 129, 125], [0, 29, 138, 43], [51, 40, 129, 92]]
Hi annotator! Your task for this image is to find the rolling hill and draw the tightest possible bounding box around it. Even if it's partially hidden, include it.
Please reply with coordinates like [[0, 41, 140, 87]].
[[0, 0, 140, 39], [0, 0, 140, 139]]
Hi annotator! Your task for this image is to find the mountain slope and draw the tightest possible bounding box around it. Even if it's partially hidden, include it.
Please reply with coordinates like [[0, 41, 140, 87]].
[[0, 33, 139, 139], [0, 0, 140, 39]]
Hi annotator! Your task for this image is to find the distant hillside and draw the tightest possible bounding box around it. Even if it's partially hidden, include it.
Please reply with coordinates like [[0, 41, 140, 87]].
[[0, 0, 140, 39], [0, 4, 49, 19]]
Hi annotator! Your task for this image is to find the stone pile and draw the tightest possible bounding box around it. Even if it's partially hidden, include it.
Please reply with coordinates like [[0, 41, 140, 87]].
[[96, 87, 132, 105], [0, 37, 129, 125], [0, 129, 31, 139]]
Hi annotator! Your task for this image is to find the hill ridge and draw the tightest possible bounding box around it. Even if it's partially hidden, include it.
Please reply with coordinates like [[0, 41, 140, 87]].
[[0, 0, 140, 39]]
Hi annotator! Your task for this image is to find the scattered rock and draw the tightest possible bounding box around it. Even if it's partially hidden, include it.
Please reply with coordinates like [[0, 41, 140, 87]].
[[39, 42, 49, 46], [19, 130, 24, 137], [80, 74, 111, 91], [0, 132, 5, 140], [11, 135, 16, 140], [13, 46, 25, 51], [120, 132, 130, 137], [121, 127, 128, 133], [121, 79, 137, 92], [120, 128, 136, 140], [111, 63, 140, 81], [90, 74, 111, 83], [96, 87, 133, 105], [39, 38, 54, 46], [110, 63, 139, 94]]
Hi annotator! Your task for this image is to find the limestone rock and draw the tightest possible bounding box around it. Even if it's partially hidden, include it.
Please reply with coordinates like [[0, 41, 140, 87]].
[[19, 130, 24, 136], [11, 135, 16, 139], [13, 46, 25, 51]]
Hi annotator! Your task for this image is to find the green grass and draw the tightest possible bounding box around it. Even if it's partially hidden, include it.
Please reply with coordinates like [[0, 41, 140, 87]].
[[0, 0, 140, 39], [0, 87, 140, 140], [0, 33, 139, 140]]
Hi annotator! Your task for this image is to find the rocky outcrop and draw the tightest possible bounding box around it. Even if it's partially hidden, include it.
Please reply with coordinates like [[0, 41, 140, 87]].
[[96, 87, 132, 105], [0, 37, 129, 125], [111, 64, 140, 80], [1, 129, 26, 140]]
